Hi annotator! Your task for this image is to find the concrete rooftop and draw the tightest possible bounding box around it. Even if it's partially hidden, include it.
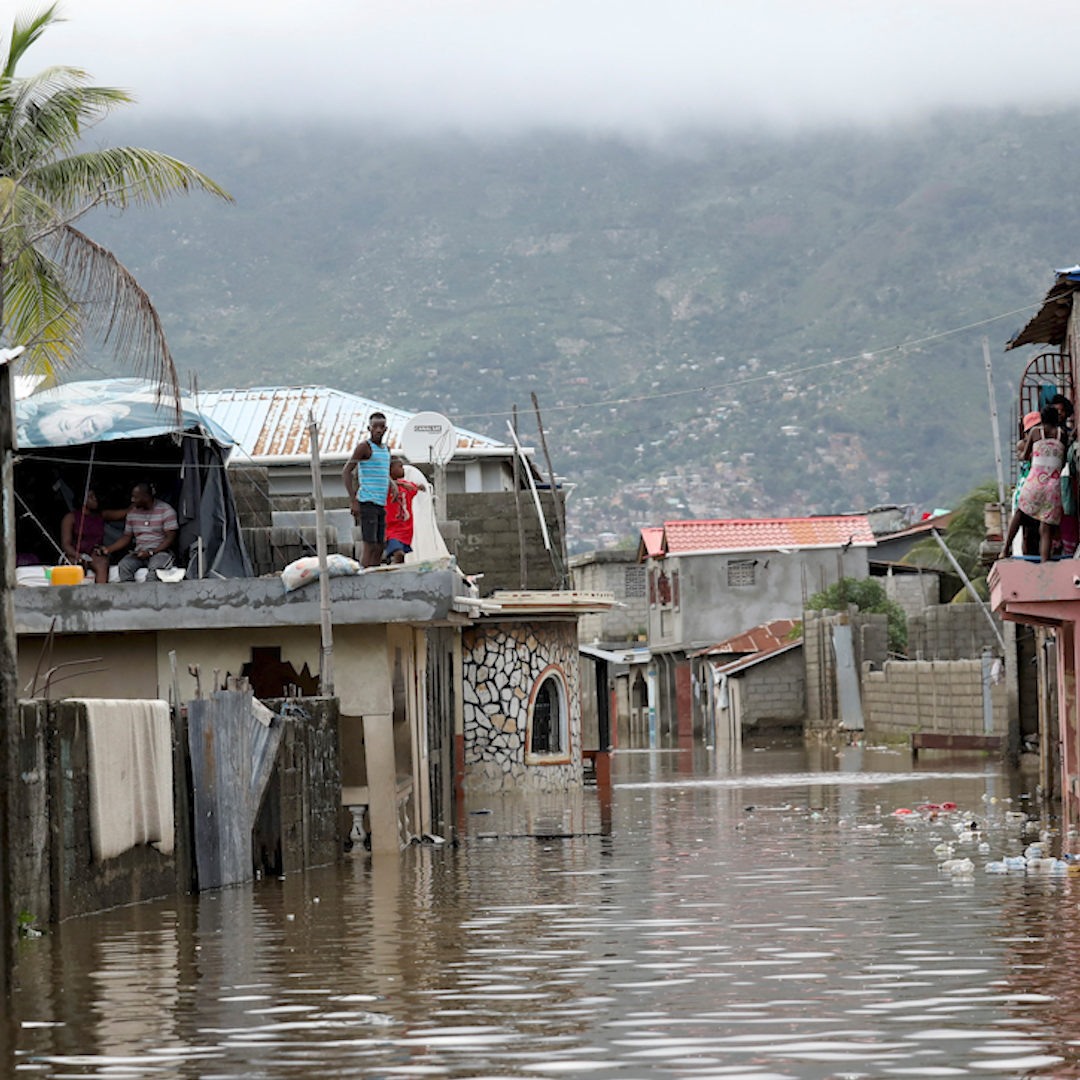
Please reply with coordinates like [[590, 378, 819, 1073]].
[[15, 568, 468, 636]]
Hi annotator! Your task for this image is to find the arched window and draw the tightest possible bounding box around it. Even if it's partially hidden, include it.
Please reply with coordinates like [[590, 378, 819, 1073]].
[[526, 667, 569, 764]]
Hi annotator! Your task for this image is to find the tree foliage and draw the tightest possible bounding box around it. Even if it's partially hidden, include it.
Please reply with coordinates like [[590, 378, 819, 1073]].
[[901, 479, 999, 602], [806, 576, 908, 653], [0, 5, 231, 406]]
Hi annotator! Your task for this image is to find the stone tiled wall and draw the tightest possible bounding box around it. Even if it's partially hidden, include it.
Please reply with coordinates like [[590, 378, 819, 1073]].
[[462, 619, 582, 793]]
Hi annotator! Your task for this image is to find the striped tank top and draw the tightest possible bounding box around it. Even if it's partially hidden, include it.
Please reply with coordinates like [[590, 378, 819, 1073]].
[[356, 440, 391, 504]]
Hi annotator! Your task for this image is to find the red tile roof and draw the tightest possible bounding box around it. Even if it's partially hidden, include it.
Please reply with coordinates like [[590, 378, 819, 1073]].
[[662, 515, 874, 555], [696, 618, 802, 657]]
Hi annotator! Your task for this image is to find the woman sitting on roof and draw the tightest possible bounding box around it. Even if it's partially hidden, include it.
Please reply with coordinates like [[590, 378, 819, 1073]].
[[1004, 404, 1065, 563], [60, 490, 130, 585]]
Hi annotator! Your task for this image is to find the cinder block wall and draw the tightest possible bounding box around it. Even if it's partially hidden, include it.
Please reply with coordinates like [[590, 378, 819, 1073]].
[[571, 554, 649, 644], [862, 659, 1007, 738], [804, 609, 890, 727], [908, 604, 1005, 661], [447, 491, 563, 594], [738, 648, 806, 731]]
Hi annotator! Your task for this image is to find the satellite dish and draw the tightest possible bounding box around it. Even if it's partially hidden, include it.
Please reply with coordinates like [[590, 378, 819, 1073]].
[[400, 412, 457, 466]]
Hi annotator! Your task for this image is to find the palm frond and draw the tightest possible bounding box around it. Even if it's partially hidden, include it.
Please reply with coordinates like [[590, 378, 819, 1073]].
[[1, 4, 63, 83], [3, 240, 81, 373], [0, 71, 131, 173], [31, 146, 232, 213], [43, 224, 182, 421]]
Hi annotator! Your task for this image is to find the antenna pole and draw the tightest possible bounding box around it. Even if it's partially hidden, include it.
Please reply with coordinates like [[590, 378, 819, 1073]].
[[308, 414, 335, 697], [983, 334, 1007, 537]]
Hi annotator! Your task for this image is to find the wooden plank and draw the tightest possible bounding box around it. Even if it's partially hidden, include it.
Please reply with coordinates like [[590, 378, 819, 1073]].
[[911, 733, 1002, 757]]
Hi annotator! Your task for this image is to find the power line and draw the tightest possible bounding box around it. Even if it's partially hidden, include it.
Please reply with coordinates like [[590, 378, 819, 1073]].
[[451, 299, 1044, 423]]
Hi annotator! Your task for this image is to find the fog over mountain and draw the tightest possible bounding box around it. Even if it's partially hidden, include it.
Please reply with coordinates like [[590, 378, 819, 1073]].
[[30, 1, 1080, 133]]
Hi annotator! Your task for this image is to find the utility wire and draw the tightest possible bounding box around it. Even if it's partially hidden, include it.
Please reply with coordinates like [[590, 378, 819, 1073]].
[[451, 299, 1045, 423]]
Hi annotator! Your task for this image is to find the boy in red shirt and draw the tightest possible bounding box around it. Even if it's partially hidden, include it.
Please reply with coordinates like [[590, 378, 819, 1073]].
[[384, 459, 426, 563]]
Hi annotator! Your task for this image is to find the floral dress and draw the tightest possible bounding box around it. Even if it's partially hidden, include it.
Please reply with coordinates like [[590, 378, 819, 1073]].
[[1018, 430, 1065, 525]]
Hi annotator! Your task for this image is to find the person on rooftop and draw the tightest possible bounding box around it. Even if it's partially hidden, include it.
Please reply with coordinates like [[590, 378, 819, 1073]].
[[342, 411, 397, 567], [60, 489, 129, 585], [97, 482, 178, 582]]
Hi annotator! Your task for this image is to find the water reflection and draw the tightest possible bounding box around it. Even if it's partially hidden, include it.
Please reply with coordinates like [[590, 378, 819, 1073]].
[[9, 741, 1079, 1078]]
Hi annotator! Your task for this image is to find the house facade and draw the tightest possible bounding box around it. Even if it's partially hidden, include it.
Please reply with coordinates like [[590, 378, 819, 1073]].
[[641, 516, 874, 744]]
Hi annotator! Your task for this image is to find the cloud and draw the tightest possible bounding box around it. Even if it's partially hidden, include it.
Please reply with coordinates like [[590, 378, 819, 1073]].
[[21, 0, 1080, 133]]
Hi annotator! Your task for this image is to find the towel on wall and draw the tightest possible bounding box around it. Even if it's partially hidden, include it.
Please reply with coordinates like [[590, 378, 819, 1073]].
[[80, 698, 174, 861]]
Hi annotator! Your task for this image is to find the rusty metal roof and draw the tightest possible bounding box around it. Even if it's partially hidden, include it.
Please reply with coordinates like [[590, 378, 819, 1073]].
[[694, 618, 802, 658], [197, 386, 506, 462], [1006, 267, 1080, 351]]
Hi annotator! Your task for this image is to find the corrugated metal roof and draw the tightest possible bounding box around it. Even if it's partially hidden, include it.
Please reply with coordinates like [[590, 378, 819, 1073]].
[[1006, 268, 1080, 351], [197, 386, 507, 462], [661, 515, 875, 555], [694, 618, 802, 657], [709, 640, 803, 677]]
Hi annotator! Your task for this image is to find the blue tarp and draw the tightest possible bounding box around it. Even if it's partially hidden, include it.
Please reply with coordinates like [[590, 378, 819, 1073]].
[[15, 378, 234, 449]]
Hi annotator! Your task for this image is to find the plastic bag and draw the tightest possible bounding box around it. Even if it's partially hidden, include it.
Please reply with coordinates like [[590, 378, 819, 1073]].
[[281, 553, 362, 592]]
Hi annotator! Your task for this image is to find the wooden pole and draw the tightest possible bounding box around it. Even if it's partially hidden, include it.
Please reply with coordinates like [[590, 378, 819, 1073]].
[[308, 416, 335, 697], [505, 420, 552, 553], [0, 352, 19, 994], [983, 335, 1008, 536], [531, 392, 569, 587], [511, 404, 527, 589]]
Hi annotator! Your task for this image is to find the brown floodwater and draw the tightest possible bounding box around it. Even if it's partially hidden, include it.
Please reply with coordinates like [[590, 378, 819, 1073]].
[[4, 739, 1080, 1080]]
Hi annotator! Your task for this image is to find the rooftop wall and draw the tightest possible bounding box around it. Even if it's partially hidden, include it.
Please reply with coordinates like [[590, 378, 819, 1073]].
[[14, 568, 466, 636]]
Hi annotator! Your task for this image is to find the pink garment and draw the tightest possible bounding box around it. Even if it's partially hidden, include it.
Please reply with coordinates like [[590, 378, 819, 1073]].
[[1017, 435, 1064, 525]]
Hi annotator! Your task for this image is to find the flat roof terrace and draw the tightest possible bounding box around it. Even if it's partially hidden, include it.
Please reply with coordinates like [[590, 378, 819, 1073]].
[[15, 567, 468, 636]]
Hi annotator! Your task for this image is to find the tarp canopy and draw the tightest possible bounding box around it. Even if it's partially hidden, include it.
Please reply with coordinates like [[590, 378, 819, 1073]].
[[15, 377, 234, 449], [15, 379, 251, 579]]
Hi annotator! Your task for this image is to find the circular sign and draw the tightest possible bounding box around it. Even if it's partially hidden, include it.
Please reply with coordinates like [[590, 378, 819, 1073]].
[[400, 411, 457, 465]]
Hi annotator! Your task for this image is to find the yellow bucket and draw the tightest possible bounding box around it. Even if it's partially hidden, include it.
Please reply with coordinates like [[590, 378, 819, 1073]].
[[49, 565, 85, 586]]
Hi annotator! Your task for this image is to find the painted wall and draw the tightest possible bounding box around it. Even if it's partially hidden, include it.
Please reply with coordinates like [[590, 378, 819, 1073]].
[[462, 619, 582, 793], [647, 546, 871, 653], [17, 632, 160, 700]]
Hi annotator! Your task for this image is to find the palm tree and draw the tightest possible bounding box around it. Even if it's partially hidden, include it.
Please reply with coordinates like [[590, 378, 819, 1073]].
[[0, 4, 231, 409], [902, 480, 1000, 601]]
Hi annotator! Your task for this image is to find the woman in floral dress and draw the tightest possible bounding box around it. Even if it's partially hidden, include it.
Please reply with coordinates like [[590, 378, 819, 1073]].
[[1004, 405, 1065, 562]]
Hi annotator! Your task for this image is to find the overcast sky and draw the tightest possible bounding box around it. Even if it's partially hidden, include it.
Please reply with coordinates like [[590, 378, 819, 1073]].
[[20, 1, 1080, 134]]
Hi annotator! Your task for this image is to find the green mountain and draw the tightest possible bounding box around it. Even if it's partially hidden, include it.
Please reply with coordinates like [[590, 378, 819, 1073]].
[[79, 110, 1080, 547]]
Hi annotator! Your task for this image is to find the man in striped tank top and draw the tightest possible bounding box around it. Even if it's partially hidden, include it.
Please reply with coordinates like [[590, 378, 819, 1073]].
[[343, 411, 394, 567]]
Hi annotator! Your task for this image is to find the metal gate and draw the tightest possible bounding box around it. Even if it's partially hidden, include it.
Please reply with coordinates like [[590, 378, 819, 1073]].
[[1013, 349, 1073, 484]]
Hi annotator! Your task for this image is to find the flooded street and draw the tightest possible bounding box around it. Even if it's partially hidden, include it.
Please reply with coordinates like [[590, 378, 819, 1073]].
[[7, 741, 1080, 1080]]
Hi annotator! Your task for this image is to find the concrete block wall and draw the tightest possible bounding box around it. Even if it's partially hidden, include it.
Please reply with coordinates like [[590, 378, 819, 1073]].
[[804, 608, 889, 727], [884, 572, 939, 620], [571, 553, 649, 644], [242, 525, 355, 576], [738, 648, 806, 731], [447, 491, 563, 594], [908, 603, 1005, 661], [862, 659, 1007, 739]]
